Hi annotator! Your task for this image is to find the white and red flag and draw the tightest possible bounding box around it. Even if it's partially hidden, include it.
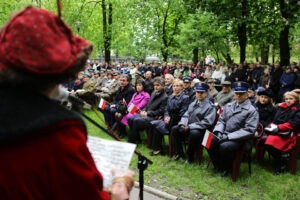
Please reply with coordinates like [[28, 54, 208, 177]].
[[98, 98, 106, 110], [202, 130, 213, 149], [128, 103, 138, 114], [123, 98, 127, 106]]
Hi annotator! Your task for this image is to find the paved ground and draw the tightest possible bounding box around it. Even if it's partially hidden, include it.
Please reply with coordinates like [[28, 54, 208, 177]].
[[130, 187, 165, 200]]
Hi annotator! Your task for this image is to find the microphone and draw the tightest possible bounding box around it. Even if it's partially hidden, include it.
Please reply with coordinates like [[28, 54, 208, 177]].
[[57, 86, 92, 109]]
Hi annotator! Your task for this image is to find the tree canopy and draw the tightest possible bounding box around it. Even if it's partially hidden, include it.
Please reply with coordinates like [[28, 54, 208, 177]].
[[1, 0, 299, 64]]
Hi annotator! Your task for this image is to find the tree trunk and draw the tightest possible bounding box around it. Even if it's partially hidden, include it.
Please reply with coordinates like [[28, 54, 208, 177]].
[[215, 48, 220, 63], [279, 25, 290, 66], [238, 22, 247, 63], [260, 45, 269, 64], [221, 52, 232, 64], [278, 0, 291, 66], [161, 48, 168, 62], [255, 51, 259, 62], [192, 47, 199, 64], [160, 3, 171, 62], [107, 3, 112, 63], [237, 0, 247, 63], [272, 45, 275, 64], [35, 0, 41, 7], [102, 0, 111, 63], [237, 25, 247, 63]]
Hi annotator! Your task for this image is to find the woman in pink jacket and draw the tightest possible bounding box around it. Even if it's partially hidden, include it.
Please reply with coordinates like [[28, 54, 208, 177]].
[[119, 80, 150, 138]]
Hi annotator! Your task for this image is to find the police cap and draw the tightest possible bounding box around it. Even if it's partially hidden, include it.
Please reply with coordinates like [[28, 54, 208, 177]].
[[195, 82, 209, 92], [183, 76, 193, 83], [233, 81, 249, 93]]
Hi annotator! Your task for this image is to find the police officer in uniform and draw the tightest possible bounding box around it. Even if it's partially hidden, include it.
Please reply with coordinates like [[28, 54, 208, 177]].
[[182, 76, 196, 104], [215, 81, 234, 107], [171, 82, 217, 163], [208, 81, 259, 177]]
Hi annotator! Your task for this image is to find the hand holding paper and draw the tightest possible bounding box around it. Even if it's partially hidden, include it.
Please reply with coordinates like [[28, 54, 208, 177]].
[[87, 136, 136, 188]]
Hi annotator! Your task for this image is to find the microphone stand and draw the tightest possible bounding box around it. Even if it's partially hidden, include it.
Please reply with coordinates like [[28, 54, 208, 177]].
[[70, 103, 152, 200]]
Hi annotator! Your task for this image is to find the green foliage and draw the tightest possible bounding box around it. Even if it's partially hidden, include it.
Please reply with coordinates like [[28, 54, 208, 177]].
[[130, 0, 186, 61], [176, 9, 231, 61], [0, 0, 299, 63]]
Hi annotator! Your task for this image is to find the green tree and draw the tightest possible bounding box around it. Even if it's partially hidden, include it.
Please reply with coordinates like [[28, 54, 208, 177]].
[[199, 0, 249, 63], [176, 10, 231, 64], [247, 0, 281, 64], [277, 0, 300, 65], [131, 0, 186, 61]]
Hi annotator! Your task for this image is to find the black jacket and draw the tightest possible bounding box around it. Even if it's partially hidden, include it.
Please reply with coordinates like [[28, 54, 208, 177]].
[[251, 67, 264, 82], [273, 103, 300, 128], [143, 90, 168, 117], [164, 92, 189, 123], [152, 67, 162, 77], [144, 78, 154, 95], [164, 85, 173, 96], [255, 102, 276, 127], [112, 84, 135, 105], [0, 87, 84, 145], [183, 87, 195, 104], [270, 67, 283, 90], [234, 68, 247, 81]]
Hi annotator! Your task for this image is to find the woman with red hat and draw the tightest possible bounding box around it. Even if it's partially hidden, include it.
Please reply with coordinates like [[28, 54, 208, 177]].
[[0, 6, 133, 199]]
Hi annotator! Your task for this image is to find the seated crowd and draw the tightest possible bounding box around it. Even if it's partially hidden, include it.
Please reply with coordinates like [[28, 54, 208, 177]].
[[63, 60, 300, 176]]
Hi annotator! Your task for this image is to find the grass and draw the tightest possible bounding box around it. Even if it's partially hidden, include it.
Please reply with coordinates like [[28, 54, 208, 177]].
[[83, 109, 300, 200]]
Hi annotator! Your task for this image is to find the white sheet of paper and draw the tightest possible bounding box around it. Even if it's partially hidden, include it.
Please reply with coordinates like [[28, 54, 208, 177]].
[[87, 136, 136, 187]]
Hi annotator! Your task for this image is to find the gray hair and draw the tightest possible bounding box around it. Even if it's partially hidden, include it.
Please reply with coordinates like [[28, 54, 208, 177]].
[[153, 77, 165, 86], [165, 73, 174, 80], [120, 74, 130, 81]]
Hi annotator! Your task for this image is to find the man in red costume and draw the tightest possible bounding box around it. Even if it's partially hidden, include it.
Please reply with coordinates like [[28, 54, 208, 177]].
[[0, 6, 133, 199]]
